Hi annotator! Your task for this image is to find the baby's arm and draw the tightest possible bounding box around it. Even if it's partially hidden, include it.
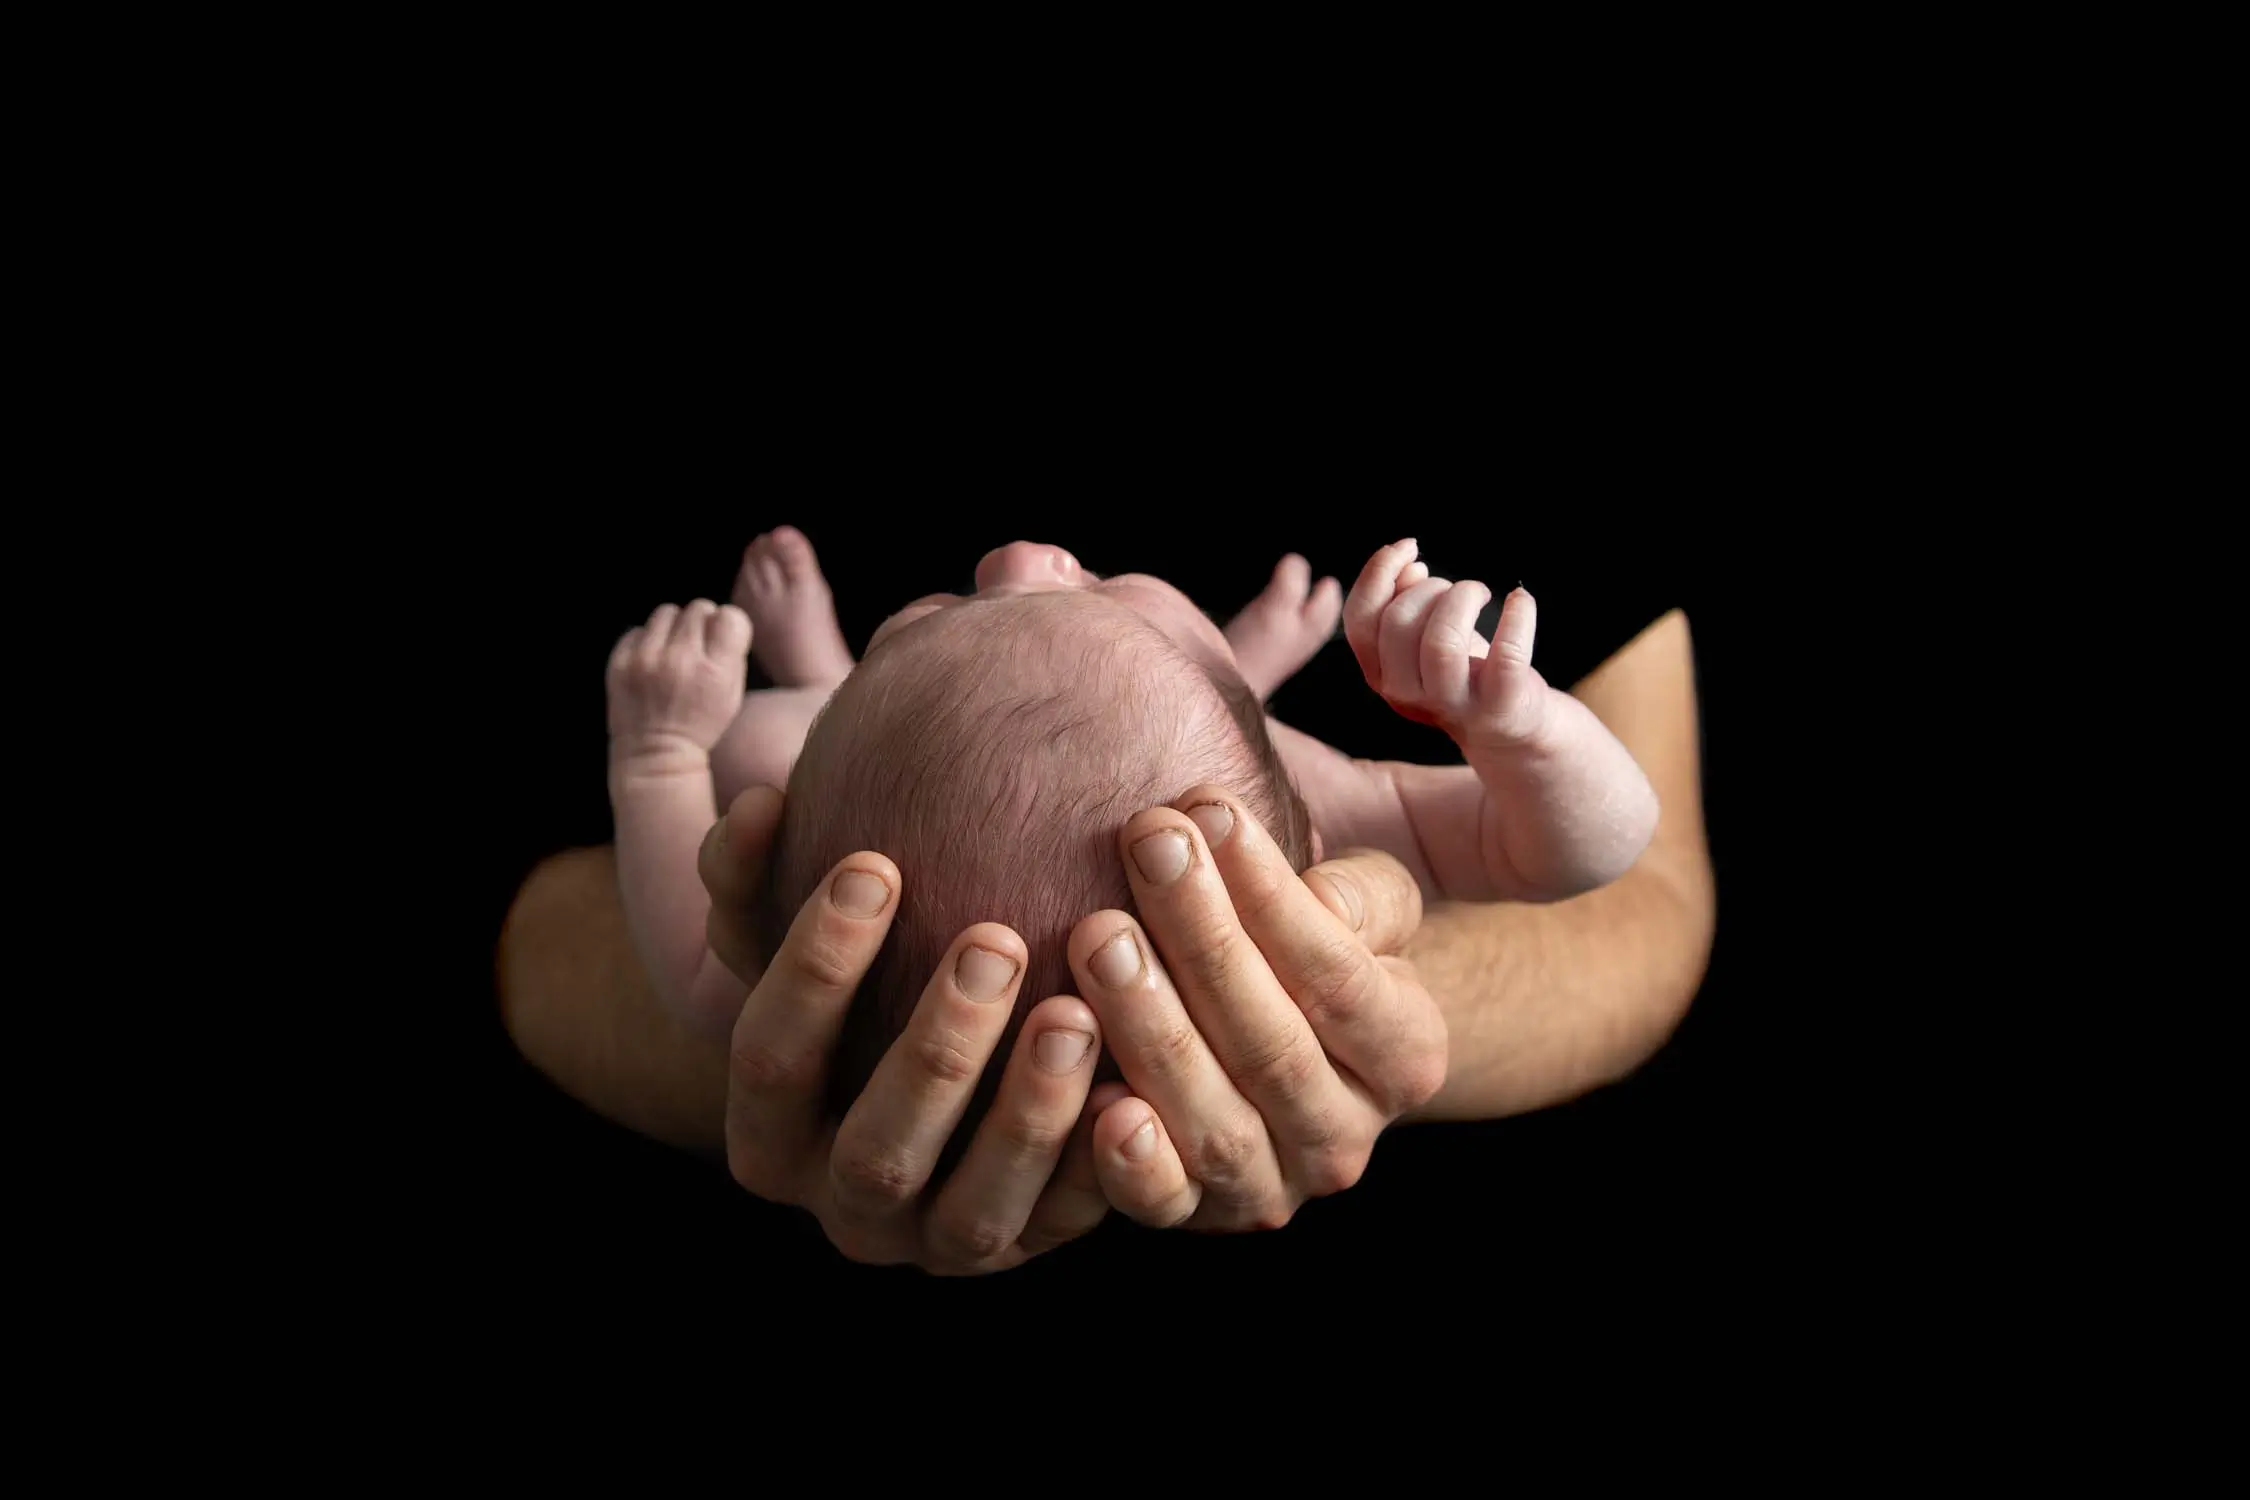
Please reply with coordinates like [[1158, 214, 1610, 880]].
[[607, 600, 758, 1038], [1332, 539, 1658, 904]]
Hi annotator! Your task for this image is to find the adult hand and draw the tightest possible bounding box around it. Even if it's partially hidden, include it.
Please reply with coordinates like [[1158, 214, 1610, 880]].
[[1065, 784, 1448, 1230], [699, 785, 1115, 1273]]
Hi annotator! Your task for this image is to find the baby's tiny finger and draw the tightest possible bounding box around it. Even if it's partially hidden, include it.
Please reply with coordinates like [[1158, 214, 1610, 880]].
[[1377, 577, 1452, 698], [708, 603, 752, 655], [1420, 580, 1492, 710], [1399, 560, 1430, 589], [1343, 539, 1418, 680]]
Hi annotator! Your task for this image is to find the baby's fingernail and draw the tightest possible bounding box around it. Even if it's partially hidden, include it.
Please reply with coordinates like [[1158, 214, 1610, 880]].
[[1122, 1117, 1159, 1161], [830, 869, 890, 916], [1187, 803, 1233, 847], [1035, 1029, 1093, 1073], [1089, 928, 1143, 989], [1131, 830, 1192, 885], [955, 945, 1018, 1001]]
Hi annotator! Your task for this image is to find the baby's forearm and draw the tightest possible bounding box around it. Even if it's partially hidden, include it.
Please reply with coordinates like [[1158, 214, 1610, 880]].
[[1394, 692, 1658, 903], [609, 745, 725, 1033]]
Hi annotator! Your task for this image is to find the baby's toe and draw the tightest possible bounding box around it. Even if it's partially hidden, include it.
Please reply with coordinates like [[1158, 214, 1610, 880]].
[[770, 525, 822, 581]]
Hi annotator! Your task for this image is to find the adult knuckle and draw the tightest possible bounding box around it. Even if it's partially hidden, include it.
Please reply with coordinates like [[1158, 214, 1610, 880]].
[[729, 1037, 806, 1095], [832, 1143, 921, 1209], [1169, 911, 1248, 998], [1191, 1121, 1262, 1194], [910, 1028, 983, 1087], [1295, 954, 1381, 1034], [1238, 1028, 1322, 1104], [1301, 1139, 1370, 1199], [929, 1214, 1017, 1267], [1145, 1016, 1205, 1077], [993, 1108, 1070, 1161], [787, 932, 860, 994]]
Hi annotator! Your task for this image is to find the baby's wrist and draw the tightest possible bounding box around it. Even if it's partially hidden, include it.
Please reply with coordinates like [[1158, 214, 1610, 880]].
[[608, 732, 712, 785]]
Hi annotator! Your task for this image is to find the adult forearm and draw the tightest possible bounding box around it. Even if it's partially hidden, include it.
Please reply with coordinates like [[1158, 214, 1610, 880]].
[[1403, 844, 1713, 1120], [1400, 608, 1713, 1121]]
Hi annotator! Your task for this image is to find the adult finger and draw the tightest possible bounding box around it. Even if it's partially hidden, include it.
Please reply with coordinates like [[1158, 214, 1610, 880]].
[[827, 922, 1026, 1232], [1090, 1094, 1201, 1229], [699, 784, 785, 982], [1342, 538, 1419, 680], [1118, 802, 1362, 1170], [723, 852, 898, 1203], [924, 994, 1101, 1271], [1300, 848, 1425, 959], [1377, 576, 1452, 696], [1018, 1080, 1127, 1255], [1179, 787, 1446, 1118], [1067, 912, 1283, 1217]]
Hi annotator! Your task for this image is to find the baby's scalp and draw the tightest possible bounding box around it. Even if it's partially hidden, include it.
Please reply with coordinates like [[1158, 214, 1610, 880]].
[[755, 589, 1311, 1146]]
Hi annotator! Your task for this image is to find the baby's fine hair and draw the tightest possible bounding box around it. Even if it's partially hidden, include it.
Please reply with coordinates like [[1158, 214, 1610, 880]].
[[753, 597, 1312, 1158]]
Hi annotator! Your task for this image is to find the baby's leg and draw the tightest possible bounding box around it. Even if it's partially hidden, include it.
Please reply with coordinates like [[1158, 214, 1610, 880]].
[[1226, 554, 1343, 699], [734, 525, 856, 688], [710, 683, 833, 806]]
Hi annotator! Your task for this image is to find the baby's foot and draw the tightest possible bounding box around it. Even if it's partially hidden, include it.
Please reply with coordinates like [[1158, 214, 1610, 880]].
[[607, 599, 753, 772], [732, 526, 856, 688], [1226, 554, 1344, 699], [1341, 538, 1548, 748]]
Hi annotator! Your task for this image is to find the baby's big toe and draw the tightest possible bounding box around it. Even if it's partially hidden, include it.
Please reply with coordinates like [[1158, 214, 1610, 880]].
[[768, 525, 824, 582]]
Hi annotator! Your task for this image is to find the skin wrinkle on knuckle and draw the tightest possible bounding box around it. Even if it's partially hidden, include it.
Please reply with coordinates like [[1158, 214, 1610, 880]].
[[992, 1108, 1070, 1162], [930, 1214, 1017, 1268], [1143, 1015, 1205, 1079], [786, 931, 862, 995], [729, 1037, 809, 1095], [1236, 1026, 1322, 1106], [1190, 1121, 1262, 1195], [910, 1027, 983, 1087], [832, 1143, 922, 1211], [1295, 953, 1381, 1034]]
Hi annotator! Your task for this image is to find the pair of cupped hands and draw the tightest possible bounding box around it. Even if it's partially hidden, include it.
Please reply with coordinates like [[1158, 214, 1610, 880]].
[[703, 778, 1448, 1274]]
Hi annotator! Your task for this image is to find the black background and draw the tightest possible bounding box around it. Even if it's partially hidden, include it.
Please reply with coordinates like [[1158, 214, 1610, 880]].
[[452, 477, 1816, 1309]]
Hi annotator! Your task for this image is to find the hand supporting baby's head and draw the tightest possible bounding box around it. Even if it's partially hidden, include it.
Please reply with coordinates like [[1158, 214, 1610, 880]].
[[754, 589, 1311, 1158]]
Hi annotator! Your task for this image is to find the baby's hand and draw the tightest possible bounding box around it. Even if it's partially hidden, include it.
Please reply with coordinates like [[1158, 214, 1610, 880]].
[[607, 599, 753, 768], [1342, 538, 1548, 749]]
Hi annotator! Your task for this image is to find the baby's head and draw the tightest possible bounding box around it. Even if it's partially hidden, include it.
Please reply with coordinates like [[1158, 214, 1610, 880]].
[[753, 544, 1312, 1153]]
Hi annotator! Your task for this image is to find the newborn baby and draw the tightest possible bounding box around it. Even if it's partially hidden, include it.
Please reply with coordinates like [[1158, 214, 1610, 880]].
[[606, 531, 1656, 1132]]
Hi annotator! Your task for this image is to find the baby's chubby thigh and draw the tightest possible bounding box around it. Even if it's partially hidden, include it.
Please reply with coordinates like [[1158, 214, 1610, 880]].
[[711, 683, 836, 805]]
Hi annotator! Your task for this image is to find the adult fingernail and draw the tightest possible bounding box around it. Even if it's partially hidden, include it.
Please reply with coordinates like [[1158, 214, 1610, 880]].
[[1089, 929, 1143, 989], [1035, 1029, 1093, 1072], [1187, 802, 1233, 847], [1322, 871, 1363, 930], [1122, 1117, 1159, 1161], [830, 869, 890, 916], [1131, 829, 1191, 885], [955, 945, 1018, 1001]]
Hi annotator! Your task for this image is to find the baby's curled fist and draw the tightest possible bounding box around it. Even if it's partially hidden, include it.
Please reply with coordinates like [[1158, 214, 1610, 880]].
[[1342, 538, 1550, 750]]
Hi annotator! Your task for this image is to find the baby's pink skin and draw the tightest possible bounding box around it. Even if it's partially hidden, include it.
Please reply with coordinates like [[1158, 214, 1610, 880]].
[[1224, 554, 1343, 701], [734, 526, 856, 688], [1338, 538, 1660, 902]]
